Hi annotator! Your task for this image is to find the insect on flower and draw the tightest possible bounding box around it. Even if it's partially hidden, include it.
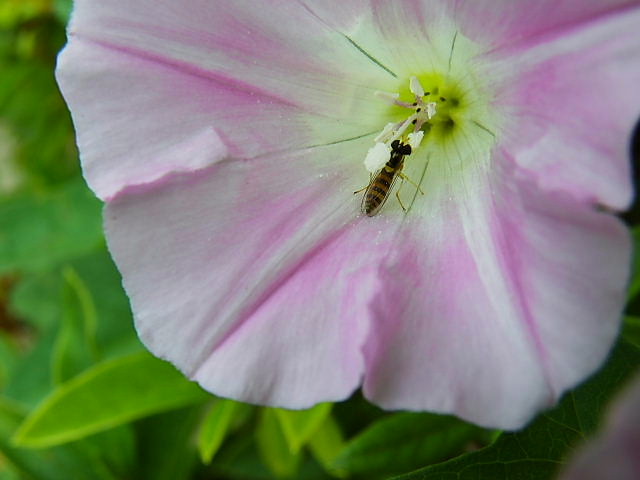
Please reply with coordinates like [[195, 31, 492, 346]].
[[56, 0, 640, 431], [359, 139, 423, 216], [357, 76, 437, 217]]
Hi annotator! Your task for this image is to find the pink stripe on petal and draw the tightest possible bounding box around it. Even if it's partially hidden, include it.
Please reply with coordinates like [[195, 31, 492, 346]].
[[65, 0, 398, 120], [104, 139, 395, 407], [492, 7, 640, 210], [192, 224, 381, 407], [363, 154, 629, 429], [57, 39, 380, 200], [454, 0, 640, 50]]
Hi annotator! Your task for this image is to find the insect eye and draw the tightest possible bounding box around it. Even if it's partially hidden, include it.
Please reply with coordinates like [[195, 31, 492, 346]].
[[403, 145, 412, 155], [391, 139, 400, 149]]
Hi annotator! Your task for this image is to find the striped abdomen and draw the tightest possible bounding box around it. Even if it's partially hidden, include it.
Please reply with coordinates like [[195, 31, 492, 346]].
[[362, 160, 403, 216]]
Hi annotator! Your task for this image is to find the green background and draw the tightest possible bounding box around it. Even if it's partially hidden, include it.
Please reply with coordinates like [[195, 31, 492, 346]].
[[1, 1, 639, 478]]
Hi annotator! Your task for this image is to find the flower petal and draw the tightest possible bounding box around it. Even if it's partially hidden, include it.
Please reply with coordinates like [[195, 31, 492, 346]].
[[65, 0, 397, 117], [454, 0, 640, 49], [492, 6, 640, 210], [297, 0, 371, 32], [57, 41, 226, 201], [57, 41, 384, 200], [331, 1, 459, 80], [103, 138, 395, 407], [57, 1, 402, 200], [362, 152, 630, 429]]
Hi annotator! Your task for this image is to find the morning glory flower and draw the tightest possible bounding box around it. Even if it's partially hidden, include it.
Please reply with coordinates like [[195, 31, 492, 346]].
[[56, 0, 640, 429]]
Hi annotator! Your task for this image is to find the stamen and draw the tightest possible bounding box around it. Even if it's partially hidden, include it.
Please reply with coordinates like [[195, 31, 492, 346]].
[[375, 90, 414, 108], [364, 78, 448, 172], [424, 102, 437, 120], [409, 76, 425, 97], [374, 90, 400, 104], [389, 114, 418, 144], [407, 131, 424, 150], [374, 122, 398, 143]]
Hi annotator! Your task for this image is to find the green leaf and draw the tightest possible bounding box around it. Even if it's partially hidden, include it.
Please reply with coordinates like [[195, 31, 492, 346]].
[[0, 44, 77, 187], [622, 315, 640, 348], [53, 0, 73, 24], [391, 340, 640, 480], [5, 250, 140, 407], [12, 351, 210, 448], [333, 412, 483, 478], [74, 425, 137, 480], [11, 250, 139, 356], [68, 250, 138, 358], [51, 267, 99, 384], [0, 178, 103, 274], [0, 396, 132, 480], [0, 467, 21, 480], [0, 332, 19, 390], [9, 269, 61, 330], [628, 227, 640, 301], [274, 403, 333, 454], [308, 414, 346, 477], [256, 409, 302, 479], [198, 399, 250, 465], [136, 406, 204, 480], [210, 432, 275, 480], [3, 328, 59, 408]]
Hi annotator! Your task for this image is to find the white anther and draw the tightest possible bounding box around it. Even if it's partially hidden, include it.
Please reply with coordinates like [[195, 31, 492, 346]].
[[424, 102, 437, 119], [374, 122, 397, 143], [364, 142, 391, 172], [407, 131, 424, 150], [409, 76, 425, 97], [374, 91, 400, 105]]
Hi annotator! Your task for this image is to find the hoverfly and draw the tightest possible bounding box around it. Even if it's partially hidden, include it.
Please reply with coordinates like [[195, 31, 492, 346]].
[[359, 139, 423, 216]]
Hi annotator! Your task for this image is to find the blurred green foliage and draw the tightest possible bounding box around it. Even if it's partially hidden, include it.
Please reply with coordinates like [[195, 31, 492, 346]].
[[0, 0, 77, 192], [0, 1, 638, 479]]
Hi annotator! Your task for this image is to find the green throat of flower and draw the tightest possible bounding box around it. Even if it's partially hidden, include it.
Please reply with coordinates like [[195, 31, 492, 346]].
[[362, 32, 500, 215], [403, 73, 470, 140]]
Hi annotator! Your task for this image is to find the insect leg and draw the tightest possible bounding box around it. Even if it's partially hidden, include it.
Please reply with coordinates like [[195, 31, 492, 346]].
[[353, 173, 373, 194], [395, 178, 407, 212], [398, 172, 424, 195]]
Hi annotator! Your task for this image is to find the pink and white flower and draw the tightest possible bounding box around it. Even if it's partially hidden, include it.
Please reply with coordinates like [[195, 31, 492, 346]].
[[56, 0, 640, 429]]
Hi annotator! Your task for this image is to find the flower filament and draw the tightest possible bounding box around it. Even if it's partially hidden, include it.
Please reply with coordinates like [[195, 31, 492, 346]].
[[364, 76, 461, 173]]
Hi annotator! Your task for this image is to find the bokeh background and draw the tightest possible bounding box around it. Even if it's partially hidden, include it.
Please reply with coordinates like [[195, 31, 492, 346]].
[[1, 1, 639, 479]]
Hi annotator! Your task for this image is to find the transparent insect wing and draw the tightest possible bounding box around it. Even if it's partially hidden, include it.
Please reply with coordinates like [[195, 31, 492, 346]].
[[361, 162, 403, 216]]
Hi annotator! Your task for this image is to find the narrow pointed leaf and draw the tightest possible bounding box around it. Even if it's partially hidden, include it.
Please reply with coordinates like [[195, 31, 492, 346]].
[[51, 267, 99, 384], [0, 396, 131, 480], [308, 414, 347, 477], [12, 352, 209, 448], [256, 409, 302, 479], [197, 399, 247, 464], [274, 403, 332, 454]]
